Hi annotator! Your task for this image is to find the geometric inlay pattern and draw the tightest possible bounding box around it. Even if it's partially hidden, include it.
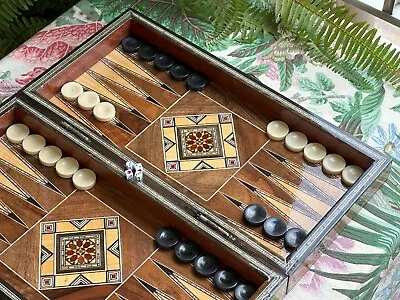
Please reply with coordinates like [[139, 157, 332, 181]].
[[39, 216, 122, 290], [161, 113, 240, 173]]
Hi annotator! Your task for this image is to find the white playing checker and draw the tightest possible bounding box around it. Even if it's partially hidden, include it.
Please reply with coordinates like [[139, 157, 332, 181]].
[[342, 165, 363, 186], [93, 102, 116, 122], [78, 91, 100, 111], [39, 146, 62, 167], [303, 143, 327, 163], [285, 131, 308, 152], [55, 157, 79, 179], [6, 123, 30, 144], [266, 120, 289, 141], [61, 82, 83, 101], [22, 134, 46, 155], [322, 154, 346, 175], [72, 169, 96, 190]]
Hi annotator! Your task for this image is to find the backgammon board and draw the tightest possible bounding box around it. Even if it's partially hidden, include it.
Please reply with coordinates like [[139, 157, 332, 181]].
[[0, 9, 391, 300]]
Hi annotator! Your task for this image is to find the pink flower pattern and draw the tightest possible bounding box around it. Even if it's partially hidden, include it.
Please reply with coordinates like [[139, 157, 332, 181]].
[[0, 22, 104, 99], [299, 236, 355, 291], [11, 23, 103, 66], [15, 67, 47, 85]]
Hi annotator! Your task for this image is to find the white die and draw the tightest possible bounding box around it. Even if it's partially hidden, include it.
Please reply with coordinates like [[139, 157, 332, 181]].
[[125, 169, 134, 180], [134, 170, 143, 182], [125, 160, 135, 170], [134, 163, 143, 172]]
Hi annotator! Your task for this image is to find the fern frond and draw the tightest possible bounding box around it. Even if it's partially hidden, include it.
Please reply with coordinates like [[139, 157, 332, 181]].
[[306, 41, 378, 92], [0, 17, 50, 57], [276, 0, 400, 90], [0, 0, 37, 26], [175, 0, 278, 44]]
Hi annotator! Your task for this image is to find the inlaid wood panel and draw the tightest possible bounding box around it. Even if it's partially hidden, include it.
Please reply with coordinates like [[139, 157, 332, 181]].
[[127, 92, 269, 200], [0, 135, 69, 246], [0, 189, 157, 299]]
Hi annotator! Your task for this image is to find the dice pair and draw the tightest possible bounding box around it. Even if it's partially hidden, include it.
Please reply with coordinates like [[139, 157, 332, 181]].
[[125, 161, 143, 182]]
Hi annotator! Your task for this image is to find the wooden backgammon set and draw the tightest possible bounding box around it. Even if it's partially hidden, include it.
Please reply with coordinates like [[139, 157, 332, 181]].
[[0, 9, 391, 300]]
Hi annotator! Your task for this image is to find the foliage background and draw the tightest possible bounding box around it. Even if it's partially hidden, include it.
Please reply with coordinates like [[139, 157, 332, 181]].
[[0, 0, 79, 59]]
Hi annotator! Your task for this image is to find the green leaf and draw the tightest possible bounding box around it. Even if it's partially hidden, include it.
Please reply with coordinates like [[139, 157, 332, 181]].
[[391, 104, 400, 112], [176, 0, 278, 44], [0, 71, 11, 80], [334, 276, 381, 299], [275, 0, 400, 90], [228, 37, 274, 58], [340, 225, 391, 251], [334, 115, 344, 122], [330, 100, 348, 113], [236, 57, 257, 70], [360, 86, 384, 140], [244, 64, 269, 77], [133, 0, 227, 50], [298, 78, 320, 93], [310, 97, 327, 105], [0, 0, 38, 23], [363, 202, 400, 227], [278, 59, 294, 92], [91, 0, 135, 22], [394, 89, 400, 97], [316, 72, 334, 91], [323, 250, 390, 266], [351, 91, 363, 106], [312, 263, 387, 283]]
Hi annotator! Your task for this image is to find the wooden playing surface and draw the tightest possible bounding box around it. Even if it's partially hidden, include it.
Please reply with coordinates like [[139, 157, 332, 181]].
[[34, 44, 350, 263], [0, 129, 255, 299]]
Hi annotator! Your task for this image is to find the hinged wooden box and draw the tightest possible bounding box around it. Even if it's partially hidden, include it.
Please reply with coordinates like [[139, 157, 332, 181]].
[[13, 9, 392, 299]]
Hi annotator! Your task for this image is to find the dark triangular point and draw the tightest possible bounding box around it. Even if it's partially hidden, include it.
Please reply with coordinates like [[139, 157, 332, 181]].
[[222, 194, 244, 208], [45, 182, 63, 195], [8, 212, 26, 227], [252, 164, 272, 177], [161, 84, 177, 94], [128, 107, 149, 122], [266, 150, 286, 163], [237, 179, 258, 193], [146, 96, 163, 107], [114, 120, 134, 134], [153, 260, 174, 276], [26, 196, 46, 211], [136, 277, 157, 293]]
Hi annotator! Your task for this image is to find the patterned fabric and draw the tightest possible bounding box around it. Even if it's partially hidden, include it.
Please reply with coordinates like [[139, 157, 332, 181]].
[[0, 0, 399, 298]]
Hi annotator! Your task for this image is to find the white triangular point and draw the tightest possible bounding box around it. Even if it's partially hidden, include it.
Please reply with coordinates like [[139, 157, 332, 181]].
[[258, 192, 315, 232], [175, 277, 221, 300], [273, 177, 331, 215], [75, 72, 129, 109], [106, 50, 159, 84], [0, 169, 26, 199], [0, 199, 11, 216], [49, 96, 93, 129], [290, 164, 346, 201], [0, 140, 44, 183], [90, 60, 143, 95]]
